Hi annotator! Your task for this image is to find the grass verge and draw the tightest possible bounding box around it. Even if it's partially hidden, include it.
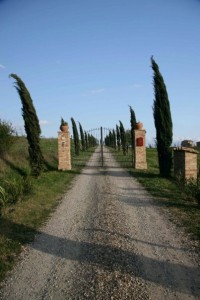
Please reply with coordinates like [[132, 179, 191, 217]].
[[112, 148, 200, 245], [0, 137, 95, 282]]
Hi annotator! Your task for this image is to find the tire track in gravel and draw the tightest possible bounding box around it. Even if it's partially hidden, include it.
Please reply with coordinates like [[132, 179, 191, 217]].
[[0, 147, 200, 299]]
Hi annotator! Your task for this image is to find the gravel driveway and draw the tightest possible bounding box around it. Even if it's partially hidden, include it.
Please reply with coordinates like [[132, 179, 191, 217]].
[[0, 147, 200, 300]]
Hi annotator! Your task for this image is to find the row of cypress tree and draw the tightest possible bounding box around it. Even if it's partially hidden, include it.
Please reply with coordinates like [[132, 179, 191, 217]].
[[105, 120, 128, 155], [9, 56, 172, 178], [71, 118, 97, 156]]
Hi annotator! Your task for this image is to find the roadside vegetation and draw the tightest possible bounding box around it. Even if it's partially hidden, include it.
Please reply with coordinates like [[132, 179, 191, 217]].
[[106, 57, 199, 246], [0, 135, 96, 282], [112, 147, 200, 244], [0, 73, 99, 283]]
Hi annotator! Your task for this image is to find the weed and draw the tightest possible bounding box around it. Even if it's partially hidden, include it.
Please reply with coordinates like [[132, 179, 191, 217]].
[[0, 186, 7, 214], [0, 119, 17, 156], [2, 175, 33, 204], [176, 174, 200, 205]]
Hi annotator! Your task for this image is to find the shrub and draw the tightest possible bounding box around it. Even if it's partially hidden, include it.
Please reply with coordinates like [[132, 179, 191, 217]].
[[176, 174, 200, 205], [3, 174, 33, 204], [184, 178, 200, 205], [0, 186, 7, 215], [0, 119, 16, 156]]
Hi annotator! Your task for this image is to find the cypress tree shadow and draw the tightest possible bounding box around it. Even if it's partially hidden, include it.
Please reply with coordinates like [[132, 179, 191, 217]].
[[1, 157, 28, 176], [1, 218, 200, 297]]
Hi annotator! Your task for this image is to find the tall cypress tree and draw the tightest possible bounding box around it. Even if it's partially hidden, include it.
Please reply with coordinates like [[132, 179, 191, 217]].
[[71, 117, 80, 156], [151, 56, 173, 178], [112, 129, 117, 149], [84, 131, 88, 150], [109, 130, 112, 147], [87, 133, 90, 148], [129, 105, 136, 148], [10, 74, 44, 176], [119, 121, 126, 155], [79, 122, 86, 151], [116, 124, 121, 151], [129, 105, 137, 166]]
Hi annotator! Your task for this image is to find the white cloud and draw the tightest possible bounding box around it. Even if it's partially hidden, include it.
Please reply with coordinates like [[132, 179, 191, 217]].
[[81, 88, 105, 97], [40, 120, 51, 126], [0, 64, 5, 69]]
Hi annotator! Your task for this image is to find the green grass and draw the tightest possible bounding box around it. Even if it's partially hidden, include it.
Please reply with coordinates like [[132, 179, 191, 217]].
[[112, 147, 200, 244], [0, 137, 95, 282]]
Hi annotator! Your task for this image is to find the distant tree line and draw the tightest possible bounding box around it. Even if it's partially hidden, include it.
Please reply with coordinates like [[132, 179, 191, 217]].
[[71, 118, 98, 156], [104, 121, 131, 156]]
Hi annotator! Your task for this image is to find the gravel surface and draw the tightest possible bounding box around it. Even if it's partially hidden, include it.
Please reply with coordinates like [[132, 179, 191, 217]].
[[0, 147, 200, 300]]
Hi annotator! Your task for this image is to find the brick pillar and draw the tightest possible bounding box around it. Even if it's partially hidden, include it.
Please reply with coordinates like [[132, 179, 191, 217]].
[[58, 127, 71, 170], [174, 147, 198, 180], [134, 129, 147, 169]]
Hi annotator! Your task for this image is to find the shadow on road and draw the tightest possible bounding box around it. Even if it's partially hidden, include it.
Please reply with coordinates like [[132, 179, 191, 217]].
[[1, 217, 200, 297]]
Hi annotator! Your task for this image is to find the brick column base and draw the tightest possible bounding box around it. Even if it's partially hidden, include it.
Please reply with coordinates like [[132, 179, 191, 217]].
[[58, 129, 71, 170], [174, 147, 198, 180], [134, 129, 147, 169]]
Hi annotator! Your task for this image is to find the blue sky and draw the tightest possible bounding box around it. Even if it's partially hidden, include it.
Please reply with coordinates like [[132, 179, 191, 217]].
[[0, 0, 200, 145]]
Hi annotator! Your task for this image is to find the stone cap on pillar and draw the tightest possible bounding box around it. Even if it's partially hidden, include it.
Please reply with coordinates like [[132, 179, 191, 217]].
[[173, 147, 199, 154]]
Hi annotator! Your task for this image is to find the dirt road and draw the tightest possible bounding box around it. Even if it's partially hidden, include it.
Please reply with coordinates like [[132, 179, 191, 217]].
[[0, 147, 200, 299]]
